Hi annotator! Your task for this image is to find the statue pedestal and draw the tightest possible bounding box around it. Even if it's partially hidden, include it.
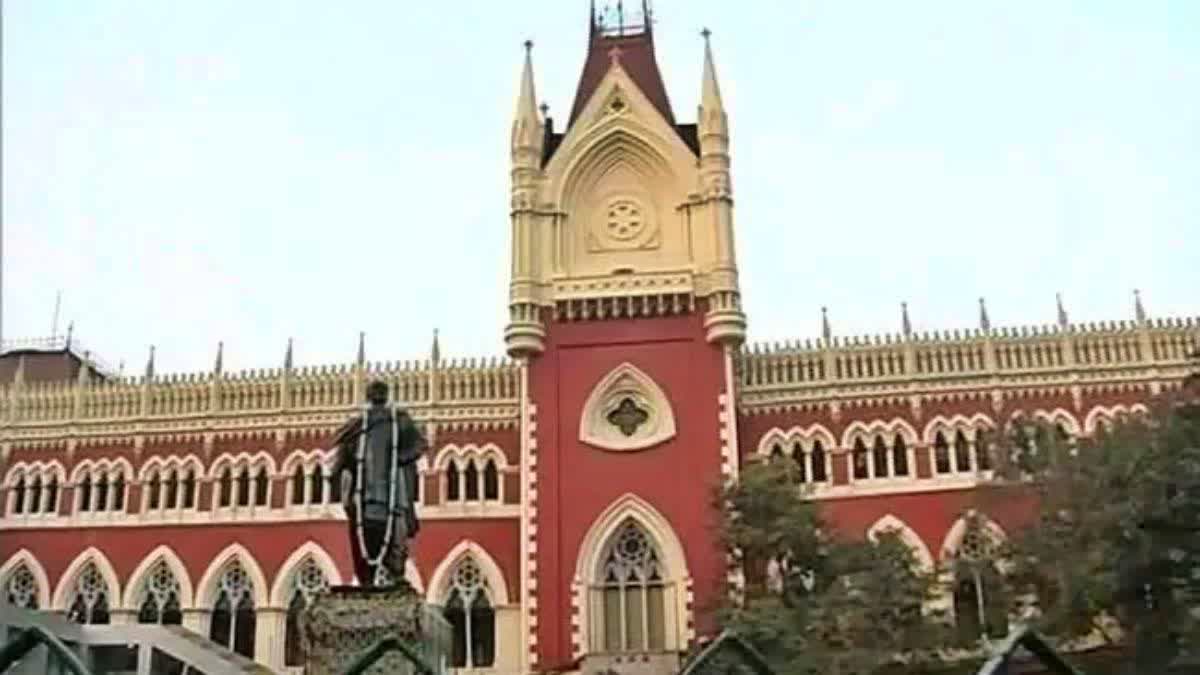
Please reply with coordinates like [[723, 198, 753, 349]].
[[300, 584, 450, 675]]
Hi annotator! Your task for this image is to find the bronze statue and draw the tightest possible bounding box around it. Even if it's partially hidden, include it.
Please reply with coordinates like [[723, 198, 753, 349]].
[[331, 380, 427, 587]]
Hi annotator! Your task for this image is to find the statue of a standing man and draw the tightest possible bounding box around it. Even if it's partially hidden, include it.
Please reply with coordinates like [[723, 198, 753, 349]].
[[331, 380, 427, 588]]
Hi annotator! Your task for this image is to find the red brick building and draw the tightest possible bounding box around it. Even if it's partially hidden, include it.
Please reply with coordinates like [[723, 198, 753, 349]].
[[2, 8, 1197, 675]]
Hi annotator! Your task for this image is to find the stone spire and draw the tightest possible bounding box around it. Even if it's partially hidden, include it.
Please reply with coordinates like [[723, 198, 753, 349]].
[[1056, 292, 1069, 328], [1134, 289, 1147, 322], [979, 297, 992, 331], [698, 27, 727, 137], [821, 307, 832, 342], [213, 341, 224, 376], [511, 40, 543, 157], [431, 328, 441, 365], [144, 345, 156, 381], [65, 322, 75, 350], [284, 337, 294, 370], [356, 332, 366, 367], [901, 302, 913, 337]]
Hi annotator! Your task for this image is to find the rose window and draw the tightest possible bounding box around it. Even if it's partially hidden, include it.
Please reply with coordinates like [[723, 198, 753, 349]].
[[606, 200, 645, 241]]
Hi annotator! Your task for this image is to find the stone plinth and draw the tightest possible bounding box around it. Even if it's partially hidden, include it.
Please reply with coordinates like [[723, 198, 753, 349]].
[[300, 584, 450, 675]]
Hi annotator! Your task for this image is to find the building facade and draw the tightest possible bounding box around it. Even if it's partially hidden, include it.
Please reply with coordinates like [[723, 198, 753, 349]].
[[2, 8, 1198, 675]]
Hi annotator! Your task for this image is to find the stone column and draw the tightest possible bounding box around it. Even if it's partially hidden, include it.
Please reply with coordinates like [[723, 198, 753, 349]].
[[256, 606, 287, 671]]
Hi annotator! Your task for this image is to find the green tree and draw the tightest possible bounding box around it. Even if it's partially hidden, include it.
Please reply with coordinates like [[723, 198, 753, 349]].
[[984, 385, 1200, 672], [718, 460, 949, 674]]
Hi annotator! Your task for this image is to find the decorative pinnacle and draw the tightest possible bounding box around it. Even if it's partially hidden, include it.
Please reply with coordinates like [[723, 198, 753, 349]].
[[701, 27, 712, 41], [284, 337, 294, 370], [901, 302, 912, 337], [524, 39, 533, 52], [357, 331, 366, 366], [979, 297, 992, 331], [1056, 292, 1069, 327], [65, 322, 75, 349], [214, 341, 224, 375], [821, 306, 832, 341], [431, 328, 441, 364], [145, 345, 156, 380], [1134, 289, 1147, 322]]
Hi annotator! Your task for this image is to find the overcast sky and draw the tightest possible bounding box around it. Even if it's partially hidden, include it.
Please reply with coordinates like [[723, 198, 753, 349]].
[[4, 1, 1198, 376]]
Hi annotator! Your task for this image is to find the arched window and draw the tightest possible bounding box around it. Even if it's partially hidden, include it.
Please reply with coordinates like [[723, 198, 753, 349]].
[[446, 461, 461, 502], [164, 470, 178, 510], [852, 438, 869, 480], [28, 477, 43, 515], [769, 443, 783, 459], [95, 474, 110, 511], [254, 468, 269, 506], [78, 476, 93, 513], [11, 476, 26, 514], [483, 460, 499, 501], [66, 562, 110, 625], [933, 432, 951, 474], [464, 460, 480, 501], [954, 431, 972, 473], [310, 465, 325, 504], [892, 434, 909, 476], [792, 443, 807, 482], [975, 429, 992, 471], [147, 472, 161, 511], [291, 466, 305, 505], [871, 436, 890, 478], [136, 560, 182, 625], [209, 563, 256, 658], [952, 523, 1008, 643], [235, 468, 250, 507], [218, 467, 233, 507], [3, 564, 39, 609], [328, 465, 343, 504], [45, 476, 60, 514], [443, 558, 495, 668], [811, 441, 828, 482], [284, 558, 330, 667], [595, 521, 667, 653], [110, 475, 123, 512], [181, 470, 195, 509]]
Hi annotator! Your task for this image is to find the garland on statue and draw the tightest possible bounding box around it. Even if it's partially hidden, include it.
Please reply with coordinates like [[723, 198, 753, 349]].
[[353, 405, 403, 586]]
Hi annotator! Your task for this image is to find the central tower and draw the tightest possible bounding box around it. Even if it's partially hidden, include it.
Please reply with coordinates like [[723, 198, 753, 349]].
[[504, 4, 745, 357], [506, 6, 746, 672]]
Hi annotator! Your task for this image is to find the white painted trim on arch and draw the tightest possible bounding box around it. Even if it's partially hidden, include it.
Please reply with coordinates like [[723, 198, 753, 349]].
[[121, 544, 196, 609], [194, 542, 271, 608], [51, 546, 122, 611], [424, 540, 511, 606], [0, 548, 52, 608], [268, 541, 344, 607]]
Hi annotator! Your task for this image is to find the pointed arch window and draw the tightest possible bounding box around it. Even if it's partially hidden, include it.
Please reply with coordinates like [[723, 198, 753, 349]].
[[952, 522, 1009, 643], [443, 558, 495, 668], [164, 470, 179, 510], [483, 460, 499, 501], [769, 443, 783, 460], [464, 460, 480, 501], [78, 476, 93, 513], [95, 474, 109, 511], [181, 470, 195, 509], [3, 564, 39, 609], [975, 429, 992, 471], [147, 472, 162, 511], [811, 441, 828, 482], [792, 443, 807, 482], [66, 562, 110, 625], [852, 438, 869, 480], [27, 477, 43, 515], [328, 464, 343, 504], [218, 467, 233, 507], [284, 558, 330, 667], [291, 466, 306, 505], [594, 520, 668, 653], [310, 465, 325, 504], [446, 460, 461, 502], [872, 435, 890, 478], [11, 476, 26, 515], [253, 468, 269, 506], [954, 430, 973, 473], [136, 560, 182, 625], [934, 432, 952, 474], [110, 475, 123, 512], [236, 468, 251, 507], [892, 434, 909, 476], [209, 562, 256, 658]]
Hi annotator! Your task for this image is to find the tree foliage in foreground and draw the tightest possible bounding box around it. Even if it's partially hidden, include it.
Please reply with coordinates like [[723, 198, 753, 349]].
[[718, 460, 949, 675]]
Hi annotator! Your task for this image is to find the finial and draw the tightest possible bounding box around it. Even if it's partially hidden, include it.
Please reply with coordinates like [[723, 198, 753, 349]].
[[1056, 292, 1069, 328], [284, 337, 294, 370], [145, 345, 156, 381], [1134, 289, 1147, 323], [65, 322, 75, 350], [539, 101, 550, 117], [979, 297, 992, 331], [431, 328, 441, 364], [214, 341, 224, 375], [357, 332, 366, 366], [901, 302, 912, 337], [524, 39, 533, 52], [821, 306, 832, 341], [701, 27, 712, 42]]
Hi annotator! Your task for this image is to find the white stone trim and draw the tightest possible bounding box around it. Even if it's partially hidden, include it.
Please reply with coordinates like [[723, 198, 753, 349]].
[[194, 542, 270, 609], [69, 457, 134, 484], [1008, 408, 1081, 437], [268, 541, 343, 607], [0, 549, 52, 608], [3, 459, 66, 486], [206, 451, 278, 480], [921, 414, 997, 445], [1083, 403, 1149, 435], [866, 514, 935, 572], [425, 540, 511, 606], [121, 544, 196, 609], [571, 493, 691, 656], [940, 511, 1009, 562], [839, 417, 919, 449], [579, 362, 676, 452], [52, 546, 122, 611]]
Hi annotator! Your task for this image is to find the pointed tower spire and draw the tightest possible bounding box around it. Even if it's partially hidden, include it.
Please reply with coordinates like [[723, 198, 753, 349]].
[[144, 345, 156, 381], [1134, 289, 1147, 322], [213, 341, 224, 375], [357, 332, 366, 366], [431, 328, 441, 365], [284, 337, 294, 370], [821, 307, 832, 342], [979, 297, 992, 331], [901, 302, 913, 337], [698, 27, 728, 140], [511, 40, 543, 155], [1056, 292, 1069, 328]]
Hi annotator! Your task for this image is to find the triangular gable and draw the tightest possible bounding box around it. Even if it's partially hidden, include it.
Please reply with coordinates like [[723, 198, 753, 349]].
[[679, 631, 775, 675], [569, 32, 674, 127]]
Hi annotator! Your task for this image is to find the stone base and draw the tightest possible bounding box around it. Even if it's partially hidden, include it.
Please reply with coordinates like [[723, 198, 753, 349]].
[[300, 583, 448, 675]]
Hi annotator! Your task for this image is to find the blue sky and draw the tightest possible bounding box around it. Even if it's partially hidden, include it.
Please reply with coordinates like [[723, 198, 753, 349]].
[[4, 1, 1198, 375]]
